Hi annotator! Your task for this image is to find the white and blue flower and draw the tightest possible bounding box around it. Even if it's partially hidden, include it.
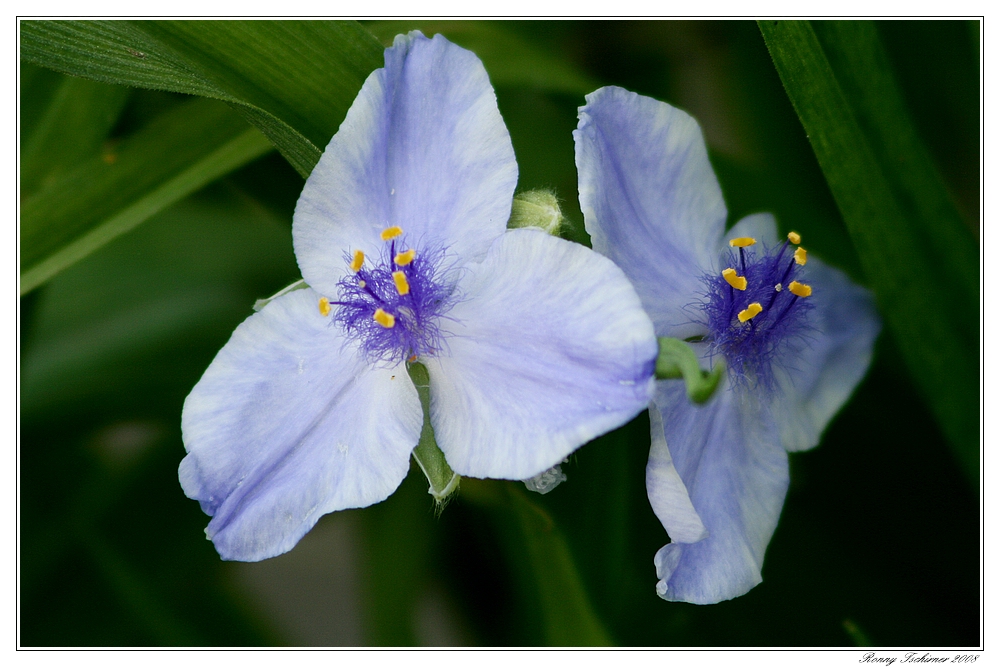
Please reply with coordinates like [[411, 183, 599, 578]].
[[180, 35, 658, 562], [574, 86, 880, 603]]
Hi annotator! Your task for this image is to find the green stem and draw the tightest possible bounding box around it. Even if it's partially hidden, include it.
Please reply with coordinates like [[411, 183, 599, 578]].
[[654, 337, 724, 404], [406, 361, 460, 503]]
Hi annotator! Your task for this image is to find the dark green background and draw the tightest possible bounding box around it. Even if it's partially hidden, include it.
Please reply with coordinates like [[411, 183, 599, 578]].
[[20, 20, 980, 646]]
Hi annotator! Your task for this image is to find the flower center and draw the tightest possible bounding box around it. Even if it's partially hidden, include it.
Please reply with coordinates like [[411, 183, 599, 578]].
[[320, 226, 458, 365], [701, 232, 814, 387]]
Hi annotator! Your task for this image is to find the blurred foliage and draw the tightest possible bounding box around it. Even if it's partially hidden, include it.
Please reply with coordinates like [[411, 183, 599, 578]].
[[21, 93, 272, 293], [19, 20, 979, 647]]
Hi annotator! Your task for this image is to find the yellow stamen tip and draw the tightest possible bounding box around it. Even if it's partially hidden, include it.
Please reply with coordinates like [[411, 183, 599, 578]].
[[318, 297, 331, 317], [392, 270, 410, 295], [349, 249, 365, 272], [787, 231, 802, 245], [788, 281, 812, 298], [380, 225, 403, 241], [737, 302, 763, 323], [722, 267, 748, 291], [794, 247, 808, 266], [373, 308, 395, 328], [729, 237, 757, 248], [394, 249, 416, 266]]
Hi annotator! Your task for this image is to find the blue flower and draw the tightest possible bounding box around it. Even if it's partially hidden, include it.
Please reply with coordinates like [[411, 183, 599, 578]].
[[574, 86, 880, 603], [180, 35, 658, 562]]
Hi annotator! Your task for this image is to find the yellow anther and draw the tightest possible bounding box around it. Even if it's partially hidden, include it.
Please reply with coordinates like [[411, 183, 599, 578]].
[[729, 237, 757, 248], [373, 308, 396, 328], [380, 226, 403, 241], [794, 247, 808, 266], [737, 302, 763, 323], [318, 297, 331, 317], [787, 231, 801, 245], [788, 281, 812, 298], [722, 268, 748, 291], [349, 249, 365, 272], [392, 270, 410, 295], [394, 249, 416, 266]]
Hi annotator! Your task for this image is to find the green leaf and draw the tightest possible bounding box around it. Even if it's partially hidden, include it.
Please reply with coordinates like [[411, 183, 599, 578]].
[[463, 480, 613, 646], [809, 21, 979, 304], [758, 20, 979, 481], [21, 97, 273, 294], [364, 20, 600, 94], [21, 66, 131, 195], [20, 20, 384, 177]]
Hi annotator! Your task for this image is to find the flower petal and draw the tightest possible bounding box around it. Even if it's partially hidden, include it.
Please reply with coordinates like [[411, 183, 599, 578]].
[[180, 289, 422, 561], [650, 381, 789, 604], [773, 258, 881, 452], [293, 31, 517, 296], [575, 86, 727, 338], [646, 401, 708, 543], [425, 228, 657, 480]]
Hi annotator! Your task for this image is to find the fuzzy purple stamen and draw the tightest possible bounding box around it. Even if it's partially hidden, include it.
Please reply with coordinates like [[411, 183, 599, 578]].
[[332, 237, 458, 365], [701, 239, 814, 388]]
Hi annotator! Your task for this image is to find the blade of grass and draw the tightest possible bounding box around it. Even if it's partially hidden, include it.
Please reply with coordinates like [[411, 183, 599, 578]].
[[20, 20, 383, 177], [758, 20, 979, 481], [20, 97, 273, 293], [811, 21, 979, 308]]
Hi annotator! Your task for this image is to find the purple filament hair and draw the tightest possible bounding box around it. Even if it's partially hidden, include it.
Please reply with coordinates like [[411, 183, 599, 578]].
[[333, 237, 460, 365], [700, 239, 815, 389]]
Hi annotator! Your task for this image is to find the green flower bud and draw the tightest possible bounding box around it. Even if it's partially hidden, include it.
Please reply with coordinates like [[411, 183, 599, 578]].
[[507, 189, 563, 235]]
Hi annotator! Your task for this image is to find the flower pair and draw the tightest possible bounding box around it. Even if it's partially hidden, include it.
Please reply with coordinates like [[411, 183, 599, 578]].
[[181, 32, 879, 604]]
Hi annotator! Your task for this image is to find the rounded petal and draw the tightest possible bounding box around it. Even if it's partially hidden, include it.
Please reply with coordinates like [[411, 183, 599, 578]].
[[650, 382, 789, 604], [646, 402, 708, 544], [293, 31, 517, 296], [180, 289, 422, 561], [773, 258, 881, 452], [575, 86, 726, 338], [425, 228, 657, 480]]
